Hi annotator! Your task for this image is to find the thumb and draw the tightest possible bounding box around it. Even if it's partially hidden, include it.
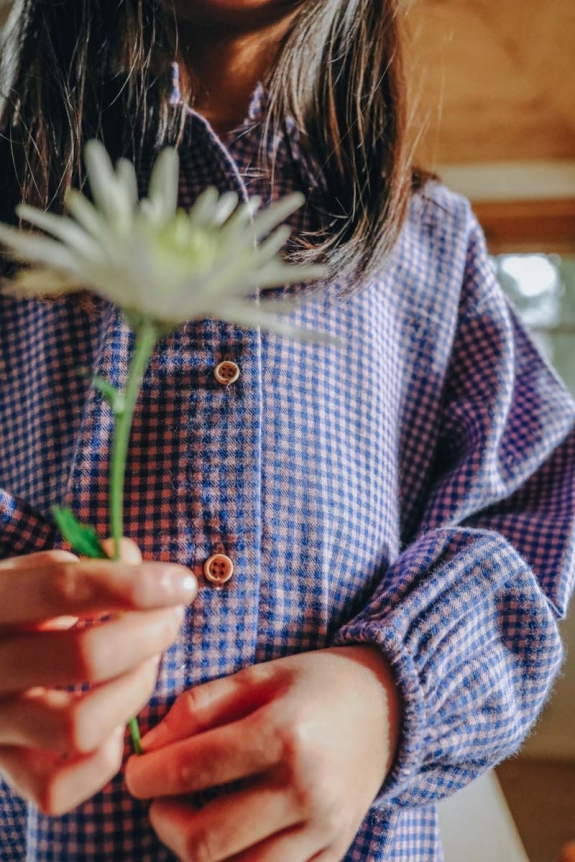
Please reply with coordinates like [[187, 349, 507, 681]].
[[101, 537, 143, 564]]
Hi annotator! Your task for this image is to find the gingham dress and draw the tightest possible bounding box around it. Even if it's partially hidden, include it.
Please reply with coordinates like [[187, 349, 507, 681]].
[[1, 75, 575, 862]]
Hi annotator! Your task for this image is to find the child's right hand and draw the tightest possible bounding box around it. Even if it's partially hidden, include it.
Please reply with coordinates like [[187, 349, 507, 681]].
[[0, 539, 197, 816]]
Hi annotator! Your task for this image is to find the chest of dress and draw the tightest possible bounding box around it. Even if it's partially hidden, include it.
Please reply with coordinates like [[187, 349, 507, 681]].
[[0, 283, 452, 656]]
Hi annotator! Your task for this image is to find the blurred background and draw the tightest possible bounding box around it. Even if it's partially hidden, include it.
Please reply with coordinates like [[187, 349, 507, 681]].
[[403, 1, 575, 860]]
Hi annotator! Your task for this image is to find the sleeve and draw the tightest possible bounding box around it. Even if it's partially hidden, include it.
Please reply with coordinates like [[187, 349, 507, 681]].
[[331, 212, 575, 808]]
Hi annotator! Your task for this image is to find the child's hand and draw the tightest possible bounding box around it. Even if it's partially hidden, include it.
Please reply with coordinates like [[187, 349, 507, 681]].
[[126, 645, 401, 862], [0, 539, 197, 815]]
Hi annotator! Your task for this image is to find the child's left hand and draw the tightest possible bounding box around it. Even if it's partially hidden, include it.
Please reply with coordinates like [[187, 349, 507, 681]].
[[125, 645, 401, 862]]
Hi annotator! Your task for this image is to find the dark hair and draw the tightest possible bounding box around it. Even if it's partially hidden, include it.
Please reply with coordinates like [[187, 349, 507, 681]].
[[0, 0, 429, 283]]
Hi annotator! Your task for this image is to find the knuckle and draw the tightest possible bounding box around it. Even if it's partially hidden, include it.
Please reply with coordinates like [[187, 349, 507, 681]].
[[176, 686, 202, 724], [235, 660, 277, 693], [289, 772, 317, 817], [49, 563, 91, 607], [274, 715, 311, 770], [273, 719, 328, 817], [173, 754, 194, 792], [174, 679, 216, 725]]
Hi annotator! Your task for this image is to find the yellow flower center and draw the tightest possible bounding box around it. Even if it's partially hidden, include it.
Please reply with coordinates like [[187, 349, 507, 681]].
[[154, 213, 220, 274]]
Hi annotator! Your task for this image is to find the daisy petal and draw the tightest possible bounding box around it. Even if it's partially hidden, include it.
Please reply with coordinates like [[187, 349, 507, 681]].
[[16, 205, 102, 261], [252, 225, 291, 263], [218, 300, 340, 344], [219, 196, 262, 237], [5, 265, 82, 296], [254, 262, 326, 290], [212, 191, 239, 226], [0, 224, 86, 274], [84, 141, 125, 224], [65, 190, 110, 242], [0, 140, 333, 346], [187, 187, 220, 226], [250, 192, 305, 241], [116, 158, 139, 208], [148, 147, 179, 223]]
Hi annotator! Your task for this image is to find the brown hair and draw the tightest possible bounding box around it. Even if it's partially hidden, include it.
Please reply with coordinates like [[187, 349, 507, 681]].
[[0, 0, 429, 284]]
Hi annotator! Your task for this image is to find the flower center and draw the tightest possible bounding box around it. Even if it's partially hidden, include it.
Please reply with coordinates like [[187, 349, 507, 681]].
[[154, 213, 220, 274]]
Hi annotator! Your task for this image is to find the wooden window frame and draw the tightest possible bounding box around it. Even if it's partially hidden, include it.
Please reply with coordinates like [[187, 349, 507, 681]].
[[472, 199, 575, 256]]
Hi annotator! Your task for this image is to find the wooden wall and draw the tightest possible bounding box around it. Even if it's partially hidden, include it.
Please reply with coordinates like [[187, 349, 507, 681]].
[[404, 0, 575, 167]]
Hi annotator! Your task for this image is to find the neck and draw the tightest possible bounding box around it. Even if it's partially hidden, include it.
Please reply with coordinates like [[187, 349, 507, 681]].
[[174, 4, 301, 137]]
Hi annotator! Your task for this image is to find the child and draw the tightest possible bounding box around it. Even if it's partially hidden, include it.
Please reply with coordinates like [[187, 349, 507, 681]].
[[0, 0, 574, 860]]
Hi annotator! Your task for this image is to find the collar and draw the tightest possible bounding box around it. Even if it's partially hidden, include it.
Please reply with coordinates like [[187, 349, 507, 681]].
[[169, 62, 326, 198]]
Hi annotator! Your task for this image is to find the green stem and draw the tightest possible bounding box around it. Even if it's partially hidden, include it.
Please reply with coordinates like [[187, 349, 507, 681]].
[[110, 319, 158, 562], [109, 318, 158, 754], [129, 716, 143, 756]]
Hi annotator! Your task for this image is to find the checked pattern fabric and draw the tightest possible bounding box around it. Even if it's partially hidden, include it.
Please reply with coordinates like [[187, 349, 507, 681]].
[[0, 74, 575, 861]]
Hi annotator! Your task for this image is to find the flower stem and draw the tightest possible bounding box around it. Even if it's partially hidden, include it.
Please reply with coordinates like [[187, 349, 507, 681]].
[[110, 319, 158, 562], [129, 716, 143, 756], [109, 318, 158, 755]]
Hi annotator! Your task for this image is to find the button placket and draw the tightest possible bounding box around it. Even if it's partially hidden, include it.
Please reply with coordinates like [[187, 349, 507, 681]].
[[178, 123, 263, 680]]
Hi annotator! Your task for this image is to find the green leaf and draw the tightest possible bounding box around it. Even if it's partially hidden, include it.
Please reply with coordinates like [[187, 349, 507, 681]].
[[52, 506, 110, 559], [92, 375, 125, 414]]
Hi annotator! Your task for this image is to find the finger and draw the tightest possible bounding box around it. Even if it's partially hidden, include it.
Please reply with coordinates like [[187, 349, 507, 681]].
[[0, 554, 196, 626], [0, 553, 80, 636], [140, 668, 273, 751], [0, 615, 81, 638], [127, 711, 280, 798], [225, 827, 327, 862], [101, 537, 143, 564], [0, 724, 125, 816], [0, 655, 160, 753], [148, 779, 303, 862], [0, 550, 78, 572], [0, 606, 184, 694]]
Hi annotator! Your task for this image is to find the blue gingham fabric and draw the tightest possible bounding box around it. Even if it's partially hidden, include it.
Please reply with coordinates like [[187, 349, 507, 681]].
[[1, 73, 575, 861]]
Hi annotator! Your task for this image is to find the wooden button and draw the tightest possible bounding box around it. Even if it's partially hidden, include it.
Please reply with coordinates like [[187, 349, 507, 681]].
[[214, 360, 240, 386], [203, 553, 234, 585]]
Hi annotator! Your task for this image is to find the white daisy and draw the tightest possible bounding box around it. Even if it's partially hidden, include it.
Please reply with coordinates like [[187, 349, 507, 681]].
[[0, 140, 330, 341]]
